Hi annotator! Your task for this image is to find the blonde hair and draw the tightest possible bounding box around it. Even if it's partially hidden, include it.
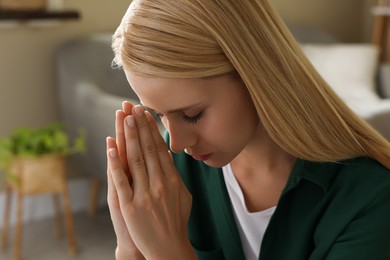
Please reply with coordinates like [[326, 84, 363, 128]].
[[112, 0, 390, 169]]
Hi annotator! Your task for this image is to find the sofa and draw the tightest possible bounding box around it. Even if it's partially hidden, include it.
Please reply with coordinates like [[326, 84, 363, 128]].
[[299, 43, 390, 141], [290, 25, 390, 141], [57, 33, 138, 182], [56, 28, 390, 210]]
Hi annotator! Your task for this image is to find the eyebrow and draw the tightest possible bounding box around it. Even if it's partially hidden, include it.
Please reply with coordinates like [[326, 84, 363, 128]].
[[140, 102, 202, 114]]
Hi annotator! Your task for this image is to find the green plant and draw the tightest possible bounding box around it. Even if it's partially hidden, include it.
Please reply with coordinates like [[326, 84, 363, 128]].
[[0, 123, 86, 172]]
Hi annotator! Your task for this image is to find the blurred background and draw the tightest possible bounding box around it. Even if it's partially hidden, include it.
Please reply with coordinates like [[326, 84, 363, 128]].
[[0, 0, 389, 259]]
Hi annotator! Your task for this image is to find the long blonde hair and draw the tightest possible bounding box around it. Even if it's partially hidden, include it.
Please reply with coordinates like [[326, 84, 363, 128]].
[[112, 0, 390, 169]]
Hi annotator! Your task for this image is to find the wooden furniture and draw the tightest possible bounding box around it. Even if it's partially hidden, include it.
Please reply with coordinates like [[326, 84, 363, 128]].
[[372, 0, 390, 62], [0, 10, 80, 21], [87, 178, 102, 218], [0, 155, 77, 260]]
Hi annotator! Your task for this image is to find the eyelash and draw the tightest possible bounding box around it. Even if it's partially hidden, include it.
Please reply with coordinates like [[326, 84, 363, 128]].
[[154, 112, 203, 124], [183, 112, 203, 124]]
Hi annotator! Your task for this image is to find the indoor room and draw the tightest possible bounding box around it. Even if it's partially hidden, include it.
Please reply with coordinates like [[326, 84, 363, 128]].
[[0, 0, 389, 259]]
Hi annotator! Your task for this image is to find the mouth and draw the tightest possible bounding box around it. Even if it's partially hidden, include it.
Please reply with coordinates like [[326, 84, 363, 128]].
[[191, 153, 212, 161]]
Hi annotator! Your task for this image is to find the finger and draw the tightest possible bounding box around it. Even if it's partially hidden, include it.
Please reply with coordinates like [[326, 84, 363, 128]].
[[107, 144, 134, 205], [131, 106, 165, 185], [115, 110, 131, 181], [106, 137, 126, 217], [122, 101, 133, 115], [124, 113, 149, 193], [107, 137, 120, 207], [106, 138, 134, 243], [145, 111, 176, 175], [107, 159, 122, 224], [107, 137, 141, 246]]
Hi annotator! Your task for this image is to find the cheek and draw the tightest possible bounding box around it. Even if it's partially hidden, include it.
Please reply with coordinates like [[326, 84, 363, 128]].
[[202, 105, 258, 147], [200, 114, 241, 144]]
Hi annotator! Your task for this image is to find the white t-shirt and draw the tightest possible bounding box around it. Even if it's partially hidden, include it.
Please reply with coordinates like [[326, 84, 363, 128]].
[[223, 164, 276, 260]]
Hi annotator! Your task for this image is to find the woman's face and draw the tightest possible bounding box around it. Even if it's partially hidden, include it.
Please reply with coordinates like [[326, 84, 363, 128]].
[[124, 70, 259, 167]]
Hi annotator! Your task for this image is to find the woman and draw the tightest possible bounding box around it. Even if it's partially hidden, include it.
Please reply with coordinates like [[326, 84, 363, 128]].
[[106, 0, 390, 259]]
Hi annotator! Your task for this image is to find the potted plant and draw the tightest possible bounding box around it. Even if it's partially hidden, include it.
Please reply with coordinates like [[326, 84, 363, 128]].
[[0, 123, 86, 194]]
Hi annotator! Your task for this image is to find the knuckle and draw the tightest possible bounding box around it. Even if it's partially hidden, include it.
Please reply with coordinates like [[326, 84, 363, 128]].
[[169, 174, 181, 186], [107, 188, 117, 199], [130, 155, 145, 168], [115, 177, 129, 190], [135, 194, 153, 209], [107, 190, 121, 208], [107, 197, 120, 210], [153, 183, 167, 198], [155, 141, 167, 153], [143, 143, 157, 154], [110, 162, 122, 172]]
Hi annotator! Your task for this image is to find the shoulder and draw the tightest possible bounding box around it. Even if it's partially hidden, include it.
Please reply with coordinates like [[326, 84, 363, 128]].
[[311, 158, 390, 258], [334, 157, 390, 191], [328, 158, 390, 256], [316, 157, 390, 220], [299, 157, 390, 217], [303, 156, 390, 190], [339, 156, 389, 174]]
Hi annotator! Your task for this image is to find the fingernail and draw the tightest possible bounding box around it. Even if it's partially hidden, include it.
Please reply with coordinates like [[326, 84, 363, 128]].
[[109, 148, 117, 158], [145, 111, 153, 122], [126, 116, 135, 127], [134, 105, 144, 117]]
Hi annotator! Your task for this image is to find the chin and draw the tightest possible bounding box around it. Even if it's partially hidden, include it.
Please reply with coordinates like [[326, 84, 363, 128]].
[[202, 158, 231, 168]]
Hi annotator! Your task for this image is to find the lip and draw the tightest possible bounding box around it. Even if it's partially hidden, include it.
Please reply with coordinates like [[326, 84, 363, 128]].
[[192, 153, 212, 161]]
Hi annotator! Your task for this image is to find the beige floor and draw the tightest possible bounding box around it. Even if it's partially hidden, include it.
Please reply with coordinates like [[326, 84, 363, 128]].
[[0, 207, 116, 260]]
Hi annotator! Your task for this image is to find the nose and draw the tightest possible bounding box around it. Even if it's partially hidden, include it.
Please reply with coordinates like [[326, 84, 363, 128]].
[[165, 120, 196, 153]]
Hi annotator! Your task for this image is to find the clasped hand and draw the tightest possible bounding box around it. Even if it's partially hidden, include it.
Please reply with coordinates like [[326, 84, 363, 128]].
[[106, 102, 194, 260]]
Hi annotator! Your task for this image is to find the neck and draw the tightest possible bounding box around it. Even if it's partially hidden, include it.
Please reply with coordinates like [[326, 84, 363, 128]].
[[229, 124, 297, 212], [230, 124, 296, 179]]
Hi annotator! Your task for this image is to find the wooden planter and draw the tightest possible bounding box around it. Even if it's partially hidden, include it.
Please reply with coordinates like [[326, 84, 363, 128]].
[[8, 154, 66, 195], [0, 0, 46, 10], [1, 154, 77, 260]]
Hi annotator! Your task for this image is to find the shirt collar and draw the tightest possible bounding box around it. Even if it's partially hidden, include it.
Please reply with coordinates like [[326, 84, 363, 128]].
[[283, 158, 342, 194]]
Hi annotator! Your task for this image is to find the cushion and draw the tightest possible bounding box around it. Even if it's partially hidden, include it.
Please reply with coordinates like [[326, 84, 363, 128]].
[[300, 44, 380, 117]]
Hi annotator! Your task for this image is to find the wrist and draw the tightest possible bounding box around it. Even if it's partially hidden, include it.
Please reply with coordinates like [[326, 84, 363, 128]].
[[115, 246, 145, 260], [148, 239, 196, 260], [179, 239, 197, 260]]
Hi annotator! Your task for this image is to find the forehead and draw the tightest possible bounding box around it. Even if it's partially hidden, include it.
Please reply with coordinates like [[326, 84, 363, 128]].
[[125, 70, 206, 95], [124, 70, 236, 110]]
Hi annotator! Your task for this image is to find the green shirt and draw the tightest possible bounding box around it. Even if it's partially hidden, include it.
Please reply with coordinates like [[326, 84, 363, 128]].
[[171, 151, 390, 260]]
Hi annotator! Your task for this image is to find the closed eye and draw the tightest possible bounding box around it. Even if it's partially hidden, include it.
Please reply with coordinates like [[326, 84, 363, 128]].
[[141, 105, 203, 124], [153, 112, 203, 124], [183, 112, 202, 124]]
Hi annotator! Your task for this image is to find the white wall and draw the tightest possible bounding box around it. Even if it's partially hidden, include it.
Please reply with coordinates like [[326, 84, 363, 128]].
[[0, 0, 130, 138]]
